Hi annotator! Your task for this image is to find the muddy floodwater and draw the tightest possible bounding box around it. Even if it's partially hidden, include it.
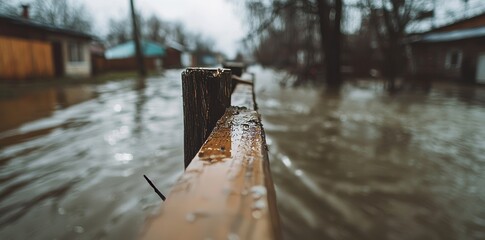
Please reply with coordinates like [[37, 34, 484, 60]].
[[1, 67, 485, 239]]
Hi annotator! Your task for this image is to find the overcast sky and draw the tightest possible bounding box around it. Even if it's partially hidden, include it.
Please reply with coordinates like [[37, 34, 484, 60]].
[[85, 0, 247, 58], [8, 0, 485, 58], [10, 0, 247, 58]]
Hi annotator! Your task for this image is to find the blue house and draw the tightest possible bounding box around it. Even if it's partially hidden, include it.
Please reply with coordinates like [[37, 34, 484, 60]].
[[105, 40, 165, 59]]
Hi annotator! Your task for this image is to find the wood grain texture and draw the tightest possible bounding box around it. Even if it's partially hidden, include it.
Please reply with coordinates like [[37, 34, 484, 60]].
[[0, 36, 54, 80], [141, 82, 280, 240], [182, 68, 232, 168], [142, 107, 280, 240]]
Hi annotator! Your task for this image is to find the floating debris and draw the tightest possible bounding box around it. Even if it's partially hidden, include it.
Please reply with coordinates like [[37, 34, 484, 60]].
[[252, 210, 263, 219]]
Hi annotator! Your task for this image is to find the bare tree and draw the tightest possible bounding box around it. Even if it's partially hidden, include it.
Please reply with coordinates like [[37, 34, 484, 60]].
[[361, 0, 429, 89], [143, 17, 189, 47], [240, 0, 343, 86], [317, 0, 343, 87], [0, 0, 18, 15], [170, 22, 188, 46], [30, 0, 92, 33], [145, 15, 165, 43], [106, 18, 131, 47], [104, 10, 217, 67]]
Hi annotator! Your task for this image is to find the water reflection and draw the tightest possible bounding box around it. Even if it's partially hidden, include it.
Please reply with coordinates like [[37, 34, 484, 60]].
[[0, 85, 94, 133], [1, 67, 484, 239], [134, 77, 147, 135], [0, 71, 184, 239], [255, 67, 485, 240]]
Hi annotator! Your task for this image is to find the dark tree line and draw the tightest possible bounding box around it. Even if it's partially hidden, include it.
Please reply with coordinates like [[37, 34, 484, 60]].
[[360, 0, 430, 89], [242, 0, 343, 87], [106, 13, 216, 54], [0, 0, 92, 33], [239, 0, 436, 89]]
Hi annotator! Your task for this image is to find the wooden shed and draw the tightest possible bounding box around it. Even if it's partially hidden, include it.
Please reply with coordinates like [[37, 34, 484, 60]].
[[0, 14, 93, 81]]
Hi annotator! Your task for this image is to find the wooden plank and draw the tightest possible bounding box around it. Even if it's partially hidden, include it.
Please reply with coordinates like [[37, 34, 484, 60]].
[[182, 68, 232, 168], [0, 37, 54, 80], [141, 106, 280, 240], [231, 83, 256, 110]]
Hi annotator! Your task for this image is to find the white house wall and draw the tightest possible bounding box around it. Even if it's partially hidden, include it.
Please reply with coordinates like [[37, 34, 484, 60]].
[[62, 40, 91, 77]]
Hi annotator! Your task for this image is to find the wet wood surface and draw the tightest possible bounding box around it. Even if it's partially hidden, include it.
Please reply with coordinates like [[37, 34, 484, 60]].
[[141, 82, 280, 240], [182, 68, 232, 168], [231, 83, 256, 111]]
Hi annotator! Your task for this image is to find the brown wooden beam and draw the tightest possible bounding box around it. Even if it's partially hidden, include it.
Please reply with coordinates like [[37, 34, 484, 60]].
[[182, 68, 232, 169], [141, 107, 280, 240], [141, 76, 281, 240]]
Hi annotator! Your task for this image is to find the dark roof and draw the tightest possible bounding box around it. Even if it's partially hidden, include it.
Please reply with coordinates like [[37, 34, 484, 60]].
[[410, 26, 485, 43], [0, 14, 93, 40], [430, 12, 485, 33], [421, 26, 485, 42]]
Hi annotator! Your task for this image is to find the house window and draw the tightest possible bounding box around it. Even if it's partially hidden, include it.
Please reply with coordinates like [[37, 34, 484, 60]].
[[68, 42, 84, 62], [445, 49, 462, 69]]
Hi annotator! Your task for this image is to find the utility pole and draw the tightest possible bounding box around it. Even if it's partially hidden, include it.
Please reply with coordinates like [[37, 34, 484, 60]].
[[130, 0, 147, 76]]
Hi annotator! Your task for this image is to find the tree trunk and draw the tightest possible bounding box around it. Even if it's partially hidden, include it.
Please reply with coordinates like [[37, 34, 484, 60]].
[[317, 0, 342, 87]]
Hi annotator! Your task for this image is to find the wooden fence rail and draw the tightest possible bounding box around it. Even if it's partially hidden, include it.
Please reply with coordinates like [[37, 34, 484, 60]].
[[141, 66, 281, 240]]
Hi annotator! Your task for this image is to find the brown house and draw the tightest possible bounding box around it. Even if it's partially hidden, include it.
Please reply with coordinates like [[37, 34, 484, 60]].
[[408, 13, 485, 84], [0, 13, 93, 81], [164, 39, 184, 68]]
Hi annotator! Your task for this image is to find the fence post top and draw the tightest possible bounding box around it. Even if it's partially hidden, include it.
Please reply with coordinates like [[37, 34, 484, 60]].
[[184, 67, 231, 72]]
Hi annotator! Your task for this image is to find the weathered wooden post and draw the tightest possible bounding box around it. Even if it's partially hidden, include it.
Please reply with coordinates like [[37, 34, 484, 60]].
[[142, 69, 281, 240], [182, 68, 232, 169]]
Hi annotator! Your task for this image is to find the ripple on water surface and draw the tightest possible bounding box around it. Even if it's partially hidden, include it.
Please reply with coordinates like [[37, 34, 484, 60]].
[[0, 71, 184, 239]]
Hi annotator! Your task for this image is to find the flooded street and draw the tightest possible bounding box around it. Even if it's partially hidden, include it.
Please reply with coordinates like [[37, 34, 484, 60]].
[[0, 70, 184, 239], [255, 67, 485, 240], [1, 67, 485, 240]]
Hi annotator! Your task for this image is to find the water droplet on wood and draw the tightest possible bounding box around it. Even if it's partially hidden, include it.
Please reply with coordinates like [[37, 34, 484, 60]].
[[186, 213, 196, 223], [250, 185, 267, 199], [252, 210, 263, 219]]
